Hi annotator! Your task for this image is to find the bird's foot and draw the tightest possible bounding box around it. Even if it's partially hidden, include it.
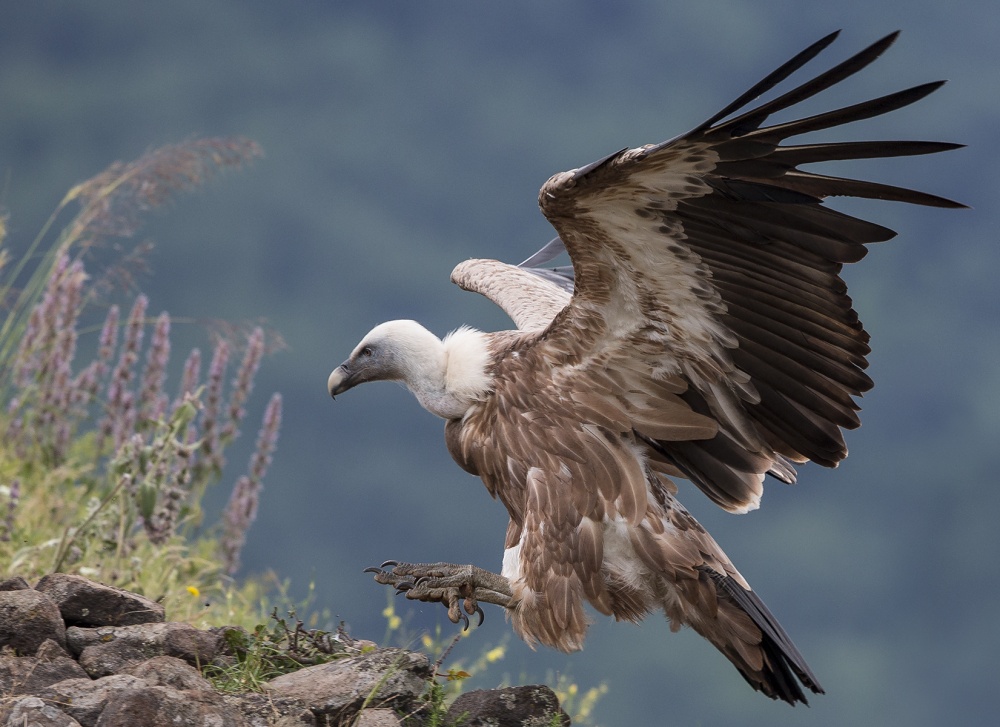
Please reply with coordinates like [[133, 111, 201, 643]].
[[364, 561, 513, 630]]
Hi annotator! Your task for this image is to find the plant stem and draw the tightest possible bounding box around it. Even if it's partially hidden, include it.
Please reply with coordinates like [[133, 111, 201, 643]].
[[52, 472, 129, 572]]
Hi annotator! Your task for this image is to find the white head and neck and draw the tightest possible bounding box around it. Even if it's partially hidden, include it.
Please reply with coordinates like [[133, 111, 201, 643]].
[[327, 320, 492, 420]]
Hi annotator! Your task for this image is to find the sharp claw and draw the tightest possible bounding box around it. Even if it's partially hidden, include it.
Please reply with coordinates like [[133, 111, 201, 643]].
[[366, 562, 500, 635], [463, 597, 484, 627]]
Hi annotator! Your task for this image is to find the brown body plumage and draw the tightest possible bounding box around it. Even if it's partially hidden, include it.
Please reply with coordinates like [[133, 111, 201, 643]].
[[443, 330, 819, 699], [328, 31, 963, 705]]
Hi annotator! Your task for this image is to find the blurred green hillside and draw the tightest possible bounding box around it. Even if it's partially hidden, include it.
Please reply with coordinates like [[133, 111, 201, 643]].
[[2, 2, 997, 726]]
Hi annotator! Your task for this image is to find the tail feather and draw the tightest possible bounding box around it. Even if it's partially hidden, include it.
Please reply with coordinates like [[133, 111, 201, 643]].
[[697, 566, 824, 705]]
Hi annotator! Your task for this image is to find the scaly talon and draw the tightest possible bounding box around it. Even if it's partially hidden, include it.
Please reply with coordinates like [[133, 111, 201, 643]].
[[366, 561, 513, 634]]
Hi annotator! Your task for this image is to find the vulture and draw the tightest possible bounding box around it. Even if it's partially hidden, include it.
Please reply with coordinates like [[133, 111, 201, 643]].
[[327, 31, 963, 705]]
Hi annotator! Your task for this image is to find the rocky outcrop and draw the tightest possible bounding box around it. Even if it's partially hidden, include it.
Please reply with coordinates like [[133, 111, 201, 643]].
[[0, 583, 68, 653], [264, 648, 431, 723], [35, 574, 165, 627], [446, 686, 570, 726], [0, 574, 570, 726]]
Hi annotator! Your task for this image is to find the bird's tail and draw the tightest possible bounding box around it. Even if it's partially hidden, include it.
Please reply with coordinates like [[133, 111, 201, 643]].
[[692, 566, 824, 705]]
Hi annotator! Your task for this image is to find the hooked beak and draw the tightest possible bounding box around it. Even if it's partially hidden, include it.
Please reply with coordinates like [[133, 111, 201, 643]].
[[327, 363, 357, 399]]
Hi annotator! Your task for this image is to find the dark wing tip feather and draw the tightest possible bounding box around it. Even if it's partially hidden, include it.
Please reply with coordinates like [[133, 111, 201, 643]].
[[774, 140, 965, 165], [779, 171, 969, 208], [747, 80, 948, 143], [694, 30, 843, 132], [699, 31, 903, 139]]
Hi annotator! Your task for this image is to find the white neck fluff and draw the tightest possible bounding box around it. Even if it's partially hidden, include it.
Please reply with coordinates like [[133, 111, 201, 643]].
[[402, 324, 492, 420]]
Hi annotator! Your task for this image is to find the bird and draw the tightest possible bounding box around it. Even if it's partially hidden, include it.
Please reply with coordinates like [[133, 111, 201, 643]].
[[327, 30, 964, 705]]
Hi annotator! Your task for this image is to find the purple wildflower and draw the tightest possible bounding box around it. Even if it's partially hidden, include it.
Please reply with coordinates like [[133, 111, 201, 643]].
[[249, 393, 282, 482], [8, 255, 88, 462], [138, 311, 171, 425], [43, 259, 84, 420], [12, 307, 43, 388], [220, 475, 256, 574], [198, 339, 229, 477], [220, 392, 282, 574], [113, 389, 137, 452], [98, 304, 121, 364], [71, 360, 101, 409], [221, 327, 264, 444], [143, 447, 189, 546], [173, 348, 201, 444], [101, 295, 147, 452], [177, 348, 202, 401]]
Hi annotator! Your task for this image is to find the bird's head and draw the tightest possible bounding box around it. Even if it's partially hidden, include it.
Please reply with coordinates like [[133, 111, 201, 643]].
[[327, 320, 443, 399]]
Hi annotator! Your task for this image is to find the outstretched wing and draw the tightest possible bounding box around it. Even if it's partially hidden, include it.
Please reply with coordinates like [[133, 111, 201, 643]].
[[451, 243, 571, 331], [461, 31, 964, 513]]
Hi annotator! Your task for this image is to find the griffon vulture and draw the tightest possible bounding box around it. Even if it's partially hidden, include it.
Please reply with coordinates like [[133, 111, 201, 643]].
[[327, 31, 963, 704]]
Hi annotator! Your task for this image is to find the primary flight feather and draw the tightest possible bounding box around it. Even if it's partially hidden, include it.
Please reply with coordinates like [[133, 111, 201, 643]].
[[327, 31, 963, 705]]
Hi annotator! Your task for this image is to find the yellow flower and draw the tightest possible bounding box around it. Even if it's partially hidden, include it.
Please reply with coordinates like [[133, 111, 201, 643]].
[[485, 645, 506, 663], [421, 633, 435, 650], [382, 604, 401, 630], [186, 586, 200, 597]]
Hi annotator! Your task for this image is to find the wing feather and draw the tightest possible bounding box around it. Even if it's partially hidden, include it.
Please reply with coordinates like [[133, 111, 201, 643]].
[[524, 32, 963, 511]]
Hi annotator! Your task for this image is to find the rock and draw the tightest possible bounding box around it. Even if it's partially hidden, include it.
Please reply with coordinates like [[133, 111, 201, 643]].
[[76, 638, 152, 679], [34, 574, 165, 627], [121, 655, 214, 692], [40, 675, 146, 727], [445, 685, 571, 727], [67, 622, 219, 676], [0, 575, 31, 591], [161, 620, 221, 664], [355, 708, 403, 726], [0, 588, 67, 653], [222, 691, 317, 727], [269, 716, 317, 727], [0, 695, 83, 726], [36, 637, 74, 660], [264, 648, 431, 724], [94, 685, 248, 727], [0, 640, 89, 695]]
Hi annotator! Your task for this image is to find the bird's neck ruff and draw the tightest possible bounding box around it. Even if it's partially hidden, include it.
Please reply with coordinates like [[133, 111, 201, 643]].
[[410, 324, 492, 420]]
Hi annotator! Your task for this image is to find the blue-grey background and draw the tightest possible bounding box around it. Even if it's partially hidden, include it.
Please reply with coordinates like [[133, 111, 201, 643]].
[[3, 2, 997, 725]]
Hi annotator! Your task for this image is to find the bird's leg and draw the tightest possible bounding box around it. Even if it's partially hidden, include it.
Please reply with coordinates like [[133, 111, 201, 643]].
[[364, 561, 513, 630]]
